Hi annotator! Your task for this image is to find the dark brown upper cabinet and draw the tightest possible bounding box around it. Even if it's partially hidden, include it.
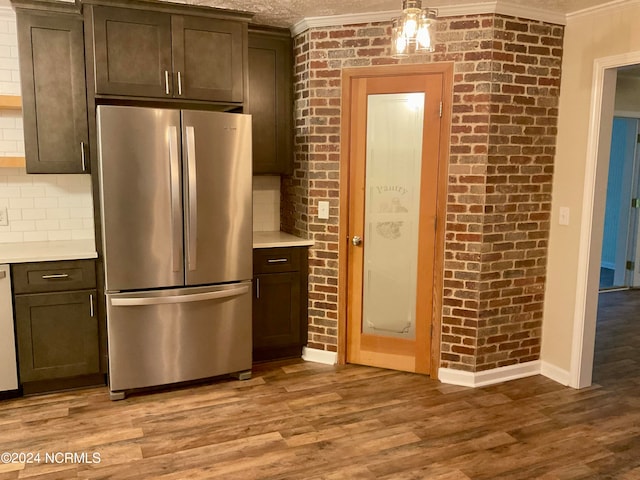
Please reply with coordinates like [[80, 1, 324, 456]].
[[15, 5, 90, 174], [89, 5, 246, 103], [248, 27, 293, 175]]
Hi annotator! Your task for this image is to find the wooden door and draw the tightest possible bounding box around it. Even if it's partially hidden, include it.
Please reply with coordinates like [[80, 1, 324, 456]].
[[91, 6, 172, 98], [16, 10, 89, 173], [172, 15, 245, 103], [340, 65, 451, 376]]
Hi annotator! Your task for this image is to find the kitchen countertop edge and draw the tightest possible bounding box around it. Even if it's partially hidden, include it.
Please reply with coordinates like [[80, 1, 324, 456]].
[[0, 239, 98, 264], [253, 231, 314, 249]]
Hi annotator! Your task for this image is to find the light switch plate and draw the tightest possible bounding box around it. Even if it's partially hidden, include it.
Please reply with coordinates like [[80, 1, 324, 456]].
[[559, 207, 570, 226], [0, 207, 7, 227], [318, 201, 330, 220]]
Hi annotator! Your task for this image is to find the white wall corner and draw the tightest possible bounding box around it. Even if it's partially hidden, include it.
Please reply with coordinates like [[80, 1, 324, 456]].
[[540, 361, 572, 386], [302, 346, 338, 365], [439, 360, 541, 388]]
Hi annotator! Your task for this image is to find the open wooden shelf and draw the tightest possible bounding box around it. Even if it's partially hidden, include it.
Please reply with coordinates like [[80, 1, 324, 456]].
[[0, 95, 21, 110], [0, 156, 26, 168], [0, 95, 24, 167]]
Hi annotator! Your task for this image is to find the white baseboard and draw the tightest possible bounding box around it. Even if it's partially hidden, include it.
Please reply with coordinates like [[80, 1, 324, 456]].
[[439, 360, 541, 388], [302, 346, 337, 365], [540, 361, 572, 386]]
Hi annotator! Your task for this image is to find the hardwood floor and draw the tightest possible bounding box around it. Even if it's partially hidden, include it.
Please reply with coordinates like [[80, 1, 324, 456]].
[[0, 291, 639, 479]]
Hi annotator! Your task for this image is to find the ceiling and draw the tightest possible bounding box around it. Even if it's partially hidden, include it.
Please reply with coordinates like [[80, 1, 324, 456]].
[[179, 0, 617, 27]]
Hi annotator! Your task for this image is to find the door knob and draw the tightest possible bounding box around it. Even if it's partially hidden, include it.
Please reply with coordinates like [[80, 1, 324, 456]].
[[352, 235, 362, 246]]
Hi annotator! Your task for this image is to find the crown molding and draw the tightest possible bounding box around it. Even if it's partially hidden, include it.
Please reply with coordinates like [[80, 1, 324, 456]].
[[567, 0, 640, 21], [494, 2, 566, 25], [291, 10, 396, 37], [290, 0, 566, 36]]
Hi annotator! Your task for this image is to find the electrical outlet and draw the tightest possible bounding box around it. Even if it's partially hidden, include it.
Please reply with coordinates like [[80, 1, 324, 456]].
[[0, 207, 7, 227], [318, 201, 330, 220]]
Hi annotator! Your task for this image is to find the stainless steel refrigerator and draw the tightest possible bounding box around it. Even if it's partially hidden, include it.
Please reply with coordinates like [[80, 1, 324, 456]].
[[96, 105, 252, 400]]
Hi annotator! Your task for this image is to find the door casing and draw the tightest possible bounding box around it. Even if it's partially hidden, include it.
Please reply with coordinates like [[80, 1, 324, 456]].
[[337, 63, 453, 378]]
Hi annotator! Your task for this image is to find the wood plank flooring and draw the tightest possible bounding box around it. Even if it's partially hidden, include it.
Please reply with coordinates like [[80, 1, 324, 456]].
[[1, 290, 639, 479]]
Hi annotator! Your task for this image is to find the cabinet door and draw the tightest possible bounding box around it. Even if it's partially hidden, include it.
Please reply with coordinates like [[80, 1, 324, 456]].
[[172, 15, 244, 102], [248, 31, 293, 174], [15, 290, 99, 383], [253, 272, 300, 359], [17, 12, 89, 173], [91, 6, 172, 97]]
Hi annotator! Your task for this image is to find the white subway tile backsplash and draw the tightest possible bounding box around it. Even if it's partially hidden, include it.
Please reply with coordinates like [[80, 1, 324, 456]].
[[20, 186, 45, 197], [253, 175, 280, 232], [47, 230, 73, 241], [60, 218, 84, 230], [9, 197, 33, 209], [10, 219, 35, 232], [36, 219, 60, 231], [21, 209, 46, 220], [23, 231, 47, 242], [0, 231, 23, 242], [0, 168, 95, 243], [46, 208, 71, 220], [34, 197, 58, 208]]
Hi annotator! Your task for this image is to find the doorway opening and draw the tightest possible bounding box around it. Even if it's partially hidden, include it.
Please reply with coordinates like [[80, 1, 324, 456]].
[[573, 53, 640, 388], [599, 115, 640, 291]]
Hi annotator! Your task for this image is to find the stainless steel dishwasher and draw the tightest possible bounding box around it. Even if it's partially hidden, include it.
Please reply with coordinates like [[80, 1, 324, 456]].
[[0, 264, 18, 392]]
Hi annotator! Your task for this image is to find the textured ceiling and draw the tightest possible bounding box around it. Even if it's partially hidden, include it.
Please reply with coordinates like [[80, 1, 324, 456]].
[[182, 0, 616, 27], [0, 0, 618, 27]]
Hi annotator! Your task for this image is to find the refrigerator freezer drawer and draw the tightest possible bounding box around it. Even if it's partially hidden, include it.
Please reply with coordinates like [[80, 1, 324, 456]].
[[106, 282, 251, 393]]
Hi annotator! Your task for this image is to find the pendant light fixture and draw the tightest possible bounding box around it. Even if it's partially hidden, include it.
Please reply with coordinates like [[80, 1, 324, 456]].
[[391, 0, 437, 58]]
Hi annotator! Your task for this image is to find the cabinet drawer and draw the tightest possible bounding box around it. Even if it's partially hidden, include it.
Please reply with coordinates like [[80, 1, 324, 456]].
[[253, 248, 300, 274], [12, 260, 96, 294]]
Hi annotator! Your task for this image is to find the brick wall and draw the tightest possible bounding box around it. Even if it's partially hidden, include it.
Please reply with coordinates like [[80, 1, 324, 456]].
[[282, 13, 563, 372]]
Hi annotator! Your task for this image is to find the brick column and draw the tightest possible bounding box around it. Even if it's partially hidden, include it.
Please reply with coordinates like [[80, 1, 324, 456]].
[[281, 13, 563, 371]]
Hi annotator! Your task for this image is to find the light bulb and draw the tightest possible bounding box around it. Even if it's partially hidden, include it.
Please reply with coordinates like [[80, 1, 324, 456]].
[[416, 26, 431, 49], [403, 14, 418, 38]]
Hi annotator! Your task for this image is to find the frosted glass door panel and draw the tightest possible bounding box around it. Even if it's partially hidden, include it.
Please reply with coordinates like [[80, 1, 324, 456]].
[[362, 93, 424, 340]]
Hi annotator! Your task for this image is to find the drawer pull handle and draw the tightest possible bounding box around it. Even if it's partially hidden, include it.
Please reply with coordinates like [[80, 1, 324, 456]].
[[267, 258, 288, 264], [41, 273, 69, 280], [90, 294, 94, 318]]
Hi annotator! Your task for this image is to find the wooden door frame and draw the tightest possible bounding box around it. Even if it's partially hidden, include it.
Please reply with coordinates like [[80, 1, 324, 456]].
[[337, 63, 453, 379]]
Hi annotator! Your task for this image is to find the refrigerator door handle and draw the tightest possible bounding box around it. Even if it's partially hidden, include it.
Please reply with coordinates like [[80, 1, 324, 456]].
[[110, 284, 249, 307], [168, 126, 182, 273], [185, 125, 198, 272]]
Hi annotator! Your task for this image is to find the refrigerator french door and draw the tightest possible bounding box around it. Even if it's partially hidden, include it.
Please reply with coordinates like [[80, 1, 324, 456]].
[[97, 106, 252, 399]]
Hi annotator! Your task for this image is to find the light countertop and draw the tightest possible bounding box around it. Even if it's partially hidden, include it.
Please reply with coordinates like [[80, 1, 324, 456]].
[[0, 239, 98, 264], [0, 233, 309, 262], [253, 231, 314, 249]]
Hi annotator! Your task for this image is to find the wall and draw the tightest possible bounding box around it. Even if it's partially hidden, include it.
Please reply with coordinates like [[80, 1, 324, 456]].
[[615, 75, 640, 114], [542, 2, 640, 379], [253, 175, 280, 232], [0, 8, 94, 244], [283, 13, 563, 372]]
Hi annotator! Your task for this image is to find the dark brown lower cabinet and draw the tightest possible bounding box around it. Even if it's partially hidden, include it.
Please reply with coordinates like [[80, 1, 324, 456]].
[[253, 247, 308, 362], [12, 260, 104, 394]]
